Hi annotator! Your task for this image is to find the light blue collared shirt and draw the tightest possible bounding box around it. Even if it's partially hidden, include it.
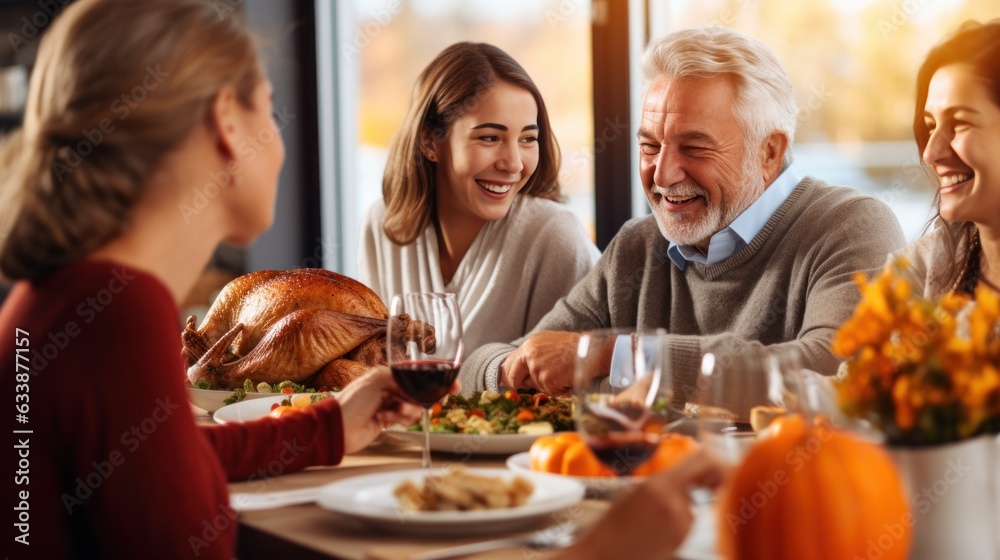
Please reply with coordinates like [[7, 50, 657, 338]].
[[609, 166, 801, 387], [666, 166, 802, 270]]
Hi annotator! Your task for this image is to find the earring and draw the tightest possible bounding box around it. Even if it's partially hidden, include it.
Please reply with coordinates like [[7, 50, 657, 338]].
[[425, 152, 436, 162]]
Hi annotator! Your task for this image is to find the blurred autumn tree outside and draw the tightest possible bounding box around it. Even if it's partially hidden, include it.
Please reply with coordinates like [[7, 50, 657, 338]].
[[661, 0, 997, 144], [353, 0, 997, 241]]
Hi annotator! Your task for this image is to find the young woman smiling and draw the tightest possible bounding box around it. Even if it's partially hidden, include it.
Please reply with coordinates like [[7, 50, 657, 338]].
[[896, 20, 1000, 297], [359, 42, 599, 355]]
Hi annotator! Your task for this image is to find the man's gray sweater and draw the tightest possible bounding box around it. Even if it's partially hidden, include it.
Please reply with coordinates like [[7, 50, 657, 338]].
[[459, 177, 907, 411]]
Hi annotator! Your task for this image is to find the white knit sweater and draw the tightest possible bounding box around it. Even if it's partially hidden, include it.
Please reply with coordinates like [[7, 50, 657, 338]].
[[358, 195, 600, 356]]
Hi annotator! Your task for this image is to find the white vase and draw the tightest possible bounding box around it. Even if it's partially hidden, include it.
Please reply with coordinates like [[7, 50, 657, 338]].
[[888, 434, 1000, 560]]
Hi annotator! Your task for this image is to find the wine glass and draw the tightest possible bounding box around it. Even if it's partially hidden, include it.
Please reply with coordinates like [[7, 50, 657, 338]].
[[386, 293, 463, 469], [695, 346, 807, 464], [574, 329, 667, 476]]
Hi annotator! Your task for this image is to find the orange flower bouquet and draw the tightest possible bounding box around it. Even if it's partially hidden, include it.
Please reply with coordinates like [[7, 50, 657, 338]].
[[832, 258, 1000, 445]]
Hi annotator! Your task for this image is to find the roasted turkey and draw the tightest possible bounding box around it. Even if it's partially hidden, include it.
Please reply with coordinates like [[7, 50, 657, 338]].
[[182, 268, 434, 389]]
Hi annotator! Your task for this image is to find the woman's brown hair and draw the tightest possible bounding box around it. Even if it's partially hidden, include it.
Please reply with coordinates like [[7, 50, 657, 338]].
[[381, 42, 562, 245], [0, 0, 262, 281], [913, 20, 1000, 293]]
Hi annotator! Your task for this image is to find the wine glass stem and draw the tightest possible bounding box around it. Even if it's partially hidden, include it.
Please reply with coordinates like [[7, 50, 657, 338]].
[[421, 407, 431, 469]]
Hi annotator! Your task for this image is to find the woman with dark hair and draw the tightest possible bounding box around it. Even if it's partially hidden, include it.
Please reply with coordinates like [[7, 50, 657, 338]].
[[359, 42, 599, 355], [899, 20, 1000, 297]]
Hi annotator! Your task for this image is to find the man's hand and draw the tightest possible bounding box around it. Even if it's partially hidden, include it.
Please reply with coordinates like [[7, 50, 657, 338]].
[[500, 331, 583, 395]]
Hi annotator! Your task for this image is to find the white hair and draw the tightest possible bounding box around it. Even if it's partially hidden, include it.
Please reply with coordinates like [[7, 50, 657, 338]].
[[641, 26, 798, 167]]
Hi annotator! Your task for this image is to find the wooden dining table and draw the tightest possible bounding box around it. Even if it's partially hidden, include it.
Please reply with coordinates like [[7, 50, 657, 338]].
[[194, 404, 615, 560]]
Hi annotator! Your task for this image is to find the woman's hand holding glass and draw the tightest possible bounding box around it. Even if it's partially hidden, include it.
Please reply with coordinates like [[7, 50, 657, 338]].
[[385, 293, 463, 468], [574, 329, 668, 476]]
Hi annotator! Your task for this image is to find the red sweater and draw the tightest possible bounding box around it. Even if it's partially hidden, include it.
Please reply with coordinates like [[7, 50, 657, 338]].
[[2, 260, 345, 559]]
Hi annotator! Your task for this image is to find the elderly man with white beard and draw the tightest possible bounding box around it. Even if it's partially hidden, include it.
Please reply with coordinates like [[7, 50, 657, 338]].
[[457, 26, 906, 404]]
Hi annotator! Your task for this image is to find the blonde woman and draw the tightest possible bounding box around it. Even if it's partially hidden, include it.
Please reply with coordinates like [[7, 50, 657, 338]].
[[896, 20, 1000, 298], [359, 43, 599, 355], [0, 1, 423, 557]]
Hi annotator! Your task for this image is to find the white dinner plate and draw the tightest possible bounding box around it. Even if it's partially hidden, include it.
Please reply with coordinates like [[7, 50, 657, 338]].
[[213, 395, 286, 423], [506, 453, 720, 558], [186, 387, 292, 413], [315, 468, 584, 536], [212, 394, 329, 423], [505, 451, 643, 495], [506, 452, 717, 505], [381, 427, 553, 456]]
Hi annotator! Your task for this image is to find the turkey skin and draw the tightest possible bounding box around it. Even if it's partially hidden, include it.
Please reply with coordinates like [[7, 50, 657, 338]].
[[182, 268, 433, 389]]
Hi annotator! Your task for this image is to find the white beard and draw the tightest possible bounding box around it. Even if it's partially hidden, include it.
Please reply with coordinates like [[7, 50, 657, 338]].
[[648, 156, 767, 247]]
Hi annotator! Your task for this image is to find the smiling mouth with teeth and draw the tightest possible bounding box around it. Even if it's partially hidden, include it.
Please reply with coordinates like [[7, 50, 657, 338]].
[[940, 173, 973, 188], [476, 180, 513, 194], [665, 194, 700, 204]]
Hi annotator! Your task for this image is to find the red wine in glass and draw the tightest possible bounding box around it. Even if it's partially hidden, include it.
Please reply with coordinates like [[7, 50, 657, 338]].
[[580, 402, 662, 476], [390, 360, 459, 408], [586, 433, 659, 476], [387, 293, 462, 469]]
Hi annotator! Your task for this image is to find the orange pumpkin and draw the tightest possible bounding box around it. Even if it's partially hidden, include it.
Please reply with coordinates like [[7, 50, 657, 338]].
[[529, 433, 581, 472], [718, 414, 912, 560], [528, 433, 697, 478], [561, 440, 615, 477], [632, 434, 699, 476], [528, 433, 614, 477]]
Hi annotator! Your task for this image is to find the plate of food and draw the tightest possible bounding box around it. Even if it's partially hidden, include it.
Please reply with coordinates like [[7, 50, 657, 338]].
[[187, 379, 328, 413], [213, 392, 334, 423], [381, 390, 575, 455], [382, 430, 543, 456], [316, 465, 584, 536]]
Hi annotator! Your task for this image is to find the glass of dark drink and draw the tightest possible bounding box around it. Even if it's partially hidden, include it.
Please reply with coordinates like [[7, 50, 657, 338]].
[[695, 347, 808, 465], [574, 329, 668, 477], [386, 293, 462, 469]]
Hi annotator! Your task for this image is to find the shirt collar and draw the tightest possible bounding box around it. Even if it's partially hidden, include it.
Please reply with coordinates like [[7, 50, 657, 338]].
[[667, 165, 802, 270]]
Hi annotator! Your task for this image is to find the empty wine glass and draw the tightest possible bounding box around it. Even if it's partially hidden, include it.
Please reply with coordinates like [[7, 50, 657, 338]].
[[695, 346, 807, 464], [574, 329, 667, 476], [386, 293, 462, 469]]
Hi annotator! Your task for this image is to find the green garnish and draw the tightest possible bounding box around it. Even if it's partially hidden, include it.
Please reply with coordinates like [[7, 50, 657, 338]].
[[223, 388, 246, 406], [192, 379, 324, 406]]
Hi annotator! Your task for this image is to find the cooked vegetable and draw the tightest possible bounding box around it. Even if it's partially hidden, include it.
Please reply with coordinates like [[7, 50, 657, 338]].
[[406, 390, 572, 435], [394, 465, 533, 511], [189, 378, 325, 406], [269, 392, 333, 418]]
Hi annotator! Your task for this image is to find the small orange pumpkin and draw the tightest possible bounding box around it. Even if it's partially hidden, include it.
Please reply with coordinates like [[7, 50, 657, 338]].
[[528, 433, 614, 477], [528, 433, 698, 478], [632, 434, 699, 476], [561, 440, 615, 477], [719, 414, 912, 560], [529, 433, 580, 472]]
